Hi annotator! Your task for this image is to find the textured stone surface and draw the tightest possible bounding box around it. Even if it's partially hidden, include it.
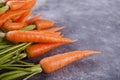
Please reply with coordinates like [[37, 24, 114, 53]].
[[29, 0, 120, 80]]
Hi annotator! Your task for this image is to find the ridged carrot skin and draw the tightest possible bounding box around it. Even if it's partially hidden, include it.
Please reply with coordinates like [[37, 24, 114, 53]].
[[0, 10, 28, 26], [31, 30, 62, 38], [35, 19, 55, 30], [3, 21, 26, 30], [40, 50, 100, 73], [26, 14, 40, 24], [6, 30, 74, 43], [27, 43, 62, 58]]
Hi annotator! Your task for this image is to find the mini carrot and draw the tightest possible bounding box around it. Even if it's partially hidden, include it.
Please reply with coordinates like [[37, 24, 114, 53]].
[[6, 30, 74, 43], [0, 10, 28, 26], [3, 21, 26, 30], [26, 43, 63, 58], [40, 50, 100, 73], [35, 19, 55, 30], [26, 14, 40, 25]]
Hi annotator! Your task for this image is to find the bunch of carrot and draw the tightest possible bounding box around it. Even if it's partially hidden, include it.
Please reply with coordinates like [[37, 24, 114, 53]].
[[0, 0, 100, 80]]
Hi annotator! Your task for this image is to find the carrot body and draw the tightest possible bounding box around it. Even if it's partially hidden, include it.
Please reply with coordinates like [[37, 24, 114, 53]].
[[26, 14, 40, 24], [3, 21, 26, 30], [27, 43, 62, 58], [35, 19, 55, 30], [6, 30, 74, 43], [0, 10, 28, 26], [42, 27, 64, 32], [20, 0, 36, 10], [17, 10, 31, 22], [7, 1, 25, 10], [7, 0, 36, 10], [40, 50, 100, 73]]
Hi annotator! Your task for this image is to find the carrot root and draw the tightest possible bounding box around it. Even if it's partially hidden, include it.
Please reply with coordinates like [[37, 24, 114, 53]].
[[40, 50, 100, 73]]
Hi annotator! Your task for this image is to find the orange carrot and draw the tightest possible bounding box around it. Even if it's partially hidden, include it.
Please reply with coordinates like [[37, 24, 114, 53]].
[[20, 0, 36, 10], [26, 14, 40, 25], [27, 43, 63, 58], [11, 15, 21, 22], [40, 50, 100, 73], [0, 10, 28, 26], [3, 21, 26, 30], [7, 0, 36, 10], [6, 30, 74, 43], [35, 19, 55, 30], [43, 32, 62, 38], [7, 1, 25, 10], [31, 30, 62, 37], [41, 27, 64, 32], [17, 10, 31, 22]]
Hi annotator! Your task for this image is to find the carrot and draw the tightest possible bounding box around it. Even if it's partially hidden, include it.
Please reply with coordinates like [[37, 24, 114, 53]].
[[27, 43, 63, 58], [6, 30, 74, 43], [20, 0, 36, 10], [0, 10, 28, 26], [41, 26, 64, 32], [11, 15, 20, 22], [35, 19, 55, 30], [42, 32, 62, 38], [40, 50, 100, 73], [31, 30, 62, 37], [7, 1, 25, 10], [3, 21, 26, 30], [17, 10, 31, 22], [7, 0, 36, 10], [26, 14, 40, 25]]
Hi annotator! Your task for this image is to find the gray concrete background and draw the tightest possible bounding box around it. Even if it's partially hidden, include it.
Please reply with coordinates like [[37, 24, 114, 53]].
[[29, 0, 120, 80]]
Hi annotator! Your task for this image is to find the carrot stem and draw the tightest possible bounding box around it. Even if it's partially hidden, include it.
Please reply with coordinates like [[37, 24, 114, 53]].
[[0, 43, 27, 55], [23, 71, 40, 80], [0, 45, 11, 49], [20, 25, 36, 31], [0, 2, 5, 7], [0, 5, 9, 13], [1, 71, 30, 80], [0, 32, 5, 38], [0, 71, 25, 79]]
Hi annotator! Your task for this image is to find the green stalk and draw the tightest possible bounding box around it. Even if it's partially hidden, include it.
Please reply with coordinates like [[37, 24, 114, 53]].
[[0, 71, 24, 79], [0, 43, 31, 64], [0, 5, 9, 13], [0, 45, 11, 49], [0, 66, 30, 71], [17, 60, 35, 65], [5, 53, 27, 64], [0, 2, 5, 8], [0, 43, 27, 55], [20, 25, 36, 31], [0, 64, 42, 80], [1, 71, 30, 80], [23, 71, 40, 80]]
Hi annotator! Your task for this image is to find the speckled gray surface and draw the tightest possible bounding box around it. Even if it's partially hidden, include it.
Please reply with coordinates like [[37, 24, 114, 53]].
[[29, 0, 120, 80]]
